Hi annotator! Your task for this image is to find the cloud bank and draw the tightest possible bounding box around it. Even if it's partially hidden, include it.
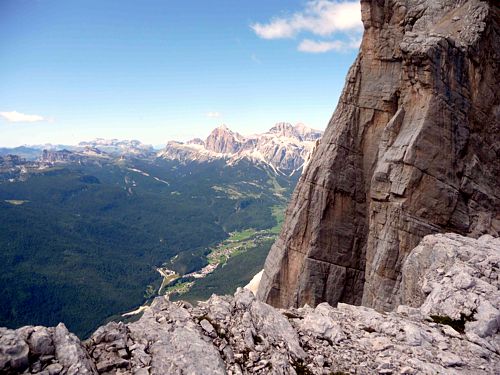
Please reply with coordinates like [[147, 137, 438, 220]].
[[251, 1, 362, 53], [206, 112, 221, 119], [0, 111, 45, 123]]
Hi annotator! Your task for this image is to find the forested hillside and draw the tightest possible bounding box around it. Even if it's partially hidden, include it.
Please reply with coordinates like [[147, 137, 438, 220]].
[[0, 157, 296, 337]]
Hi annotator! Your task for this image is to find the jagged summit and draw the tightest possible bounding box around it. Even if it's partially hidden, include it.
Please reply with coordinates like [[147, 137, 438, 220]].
[[158, 123, 323, 175], [2, 1, 499, 373], [205, 125, 245, 154], [41, 149, 82, 163], [186, 137, 204, 146], [78, 139, 154, 156], [1, 124, 323, 175], [215, 124, 230, 131], [267, 122, 323, 142], [268, 122, 299, 138]]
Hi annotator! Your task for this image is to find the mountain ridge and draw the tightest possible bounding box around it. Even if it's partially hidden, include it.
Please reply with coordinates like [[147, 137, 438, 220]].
[[1, 122, 323, 177], [158, 123, 323, 176]]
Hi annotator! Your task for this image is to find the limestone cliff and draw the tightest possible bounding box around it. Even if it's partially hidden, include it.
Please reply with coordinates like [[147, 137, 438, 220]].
[[257, 0, 500, 311], [205, 125, 245, 155]]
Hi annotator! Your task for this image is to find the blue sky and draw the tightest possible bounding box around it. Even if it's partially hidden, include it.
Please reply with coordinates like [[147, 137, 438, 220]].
[[0, 0, 362, 147]]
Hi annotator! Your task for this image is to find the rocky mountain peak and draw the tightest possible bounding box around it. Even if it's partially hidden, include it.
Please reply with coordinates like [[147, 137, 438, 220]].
[[186, 138, 204, 146], [160, 123, 324, 174], [205, 125, 244, 154], [294, 123, 323, 141], [40, 149, 80, 163], [266, 122, 323, 142], [257, 0, 500, 311], [78, 139, 153, 156], [267, 122, 299, 139], [1, 2, 499, 373], [0, 154, 23, 167]]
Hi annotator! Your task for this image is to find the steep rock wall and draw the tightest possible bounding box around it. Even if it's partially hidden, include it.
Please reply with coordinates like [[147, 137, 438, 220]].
[[257, 0, 500, 310]]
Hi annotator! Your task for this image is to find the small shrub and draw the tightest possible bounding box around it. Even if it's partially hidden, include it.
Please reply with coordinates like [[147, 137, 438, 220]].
[[430, 312, 476, 334]]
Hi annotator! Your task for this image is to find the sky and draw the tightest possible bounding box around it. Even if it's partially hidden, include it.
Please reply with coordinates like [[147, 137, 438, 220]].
[[0, 0, 362, 147]]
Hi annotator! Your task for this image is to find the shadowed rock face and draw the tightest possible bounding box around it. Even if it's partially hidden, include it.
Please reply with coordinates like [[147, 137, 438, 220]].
[[257, 0, 500, 311]]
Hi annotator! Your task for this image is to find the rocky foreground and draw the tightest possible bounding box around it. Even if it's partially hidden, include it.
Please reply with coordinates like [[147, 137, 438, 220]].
[[1, 233, 499, 374]]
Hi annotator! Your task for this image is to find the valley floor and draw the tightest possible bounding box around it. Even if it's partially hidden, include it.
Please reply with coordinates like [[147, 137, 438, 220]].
[[120, 205, 285, 318]]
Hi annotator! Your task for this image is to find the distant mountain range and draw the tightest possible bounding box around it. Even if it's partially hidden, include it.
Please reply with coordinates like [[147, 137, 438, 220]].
[[0, 122, 323, 176], [0, 122, 322, 337], [159, 123, 322, 175]]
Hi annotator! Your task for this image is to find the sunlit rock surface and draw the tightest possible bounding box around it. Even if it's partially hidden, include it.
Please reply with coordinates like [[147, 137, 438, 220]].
[[257, 0, 500, 311], [1, 234, 499, 374]]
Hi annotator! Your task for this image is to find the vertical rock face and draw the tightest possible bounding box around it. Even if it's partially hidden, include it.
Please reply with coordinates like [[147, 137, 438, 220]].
[[258, 0, 500, 311]]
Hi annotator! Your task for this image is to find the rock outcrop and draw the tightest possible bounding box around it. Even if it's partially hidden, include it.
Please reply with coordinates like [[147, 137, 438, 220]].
[[399, 233, 500, 352], [0, 155, 24, 168], [0, 323, 97, 375], [1, 234, 499, 374], [40, 150, 81, 164], [257, 0, 500, 311]]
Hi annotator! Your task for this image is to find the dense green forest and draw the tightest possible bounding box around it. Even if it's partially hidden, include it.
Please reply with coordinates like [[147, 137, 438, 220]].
[[0, 157, 296, 337]]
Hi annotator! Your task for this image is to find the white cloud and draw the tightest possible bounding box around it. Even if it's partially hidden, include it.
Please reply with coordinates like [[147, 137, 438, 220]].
[[251, 1, 362, 40], [298, 39, 343, 53], [206, 112, 221, 118], [298, 37, 361, 53], [252, 19, 296, 40], [0, 110, 45, 123], [348, 37, 362, 49]]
